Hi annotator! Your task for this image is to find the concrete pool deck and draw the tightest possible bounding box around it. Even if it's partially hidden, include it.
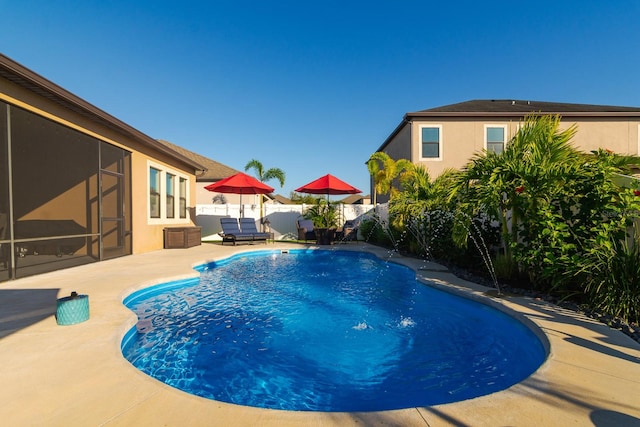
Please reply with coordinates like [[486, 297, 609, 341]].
[[0, 242, 639, 427]]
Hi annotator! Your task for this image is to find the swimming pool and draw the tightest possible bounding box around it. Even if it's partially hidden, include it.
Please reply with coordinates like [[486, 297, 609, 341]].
[[122, 249, 546, 412]]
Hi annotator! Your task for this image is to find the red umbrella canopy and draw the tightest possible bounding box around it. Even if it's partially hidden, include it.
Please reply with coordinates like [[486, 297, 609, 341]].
[[204, 172, 274, 195], [295, 174, 361, 195]]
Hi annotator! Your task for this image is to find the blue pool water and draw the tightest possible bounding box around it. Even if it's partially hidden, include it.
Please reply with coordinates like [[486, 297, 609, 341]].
[[122, 249, 546, 412]]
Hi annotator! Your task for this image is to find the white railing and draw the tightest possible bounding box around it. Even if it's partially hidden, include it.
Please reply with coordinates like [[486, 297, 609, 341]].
[[195, 203, 380, 241]]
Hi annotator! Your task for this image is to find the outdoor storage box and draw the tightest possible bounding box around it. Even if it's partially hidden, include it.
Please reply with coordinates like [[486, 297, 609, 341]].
[[163, 226, 202, 249]]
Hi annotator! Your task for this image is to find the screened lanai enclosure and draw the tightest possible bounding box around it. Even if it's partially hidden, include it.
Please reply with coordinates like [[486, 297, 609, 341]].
[[0, 101, 132, 282]]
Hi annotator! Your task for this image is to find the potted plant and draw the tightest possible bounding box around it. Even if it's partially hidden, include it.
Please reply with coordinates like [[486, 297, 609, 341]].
[[303, 200, 341, 244]]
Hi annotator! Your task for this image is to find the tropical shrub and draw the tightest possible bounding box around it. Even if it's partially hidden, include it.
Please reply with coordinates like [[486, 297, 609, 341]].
[[451, 114, 580, 262], [562, 189, 640, 322], [358, 217, 394, 247], [388, 166, 468, 259], [368, 115, 640, 323], [580, 230, 640, 324], [303, 200, 341, 228], [514, 150, 640, 296], [367, 152, 413, 203], [493, 253, 517, 281]]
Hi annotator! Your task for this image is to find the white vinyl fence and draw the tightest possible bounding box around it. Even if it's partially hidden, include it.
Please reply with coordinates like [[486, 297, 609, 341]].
[[195, 203, 379, 241]]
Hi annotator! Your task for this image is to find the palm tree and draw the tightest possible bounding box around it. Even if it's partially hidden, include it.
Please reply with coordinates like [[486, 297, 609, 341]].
[[244, 159, 286, 224], [366, 152, 413, 203], [390, 165, 458, 225], [451, 114, 581, 259], [399, 165, 458, 210]]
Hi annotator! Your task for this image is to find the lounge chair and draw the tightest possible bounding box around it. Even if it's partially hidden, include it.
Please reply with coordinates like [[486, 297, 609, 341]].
[[337, 220, 358, 241], [239, 218, 270, 242], [219, 218, 256, 245], [296, 219, 316, 242]]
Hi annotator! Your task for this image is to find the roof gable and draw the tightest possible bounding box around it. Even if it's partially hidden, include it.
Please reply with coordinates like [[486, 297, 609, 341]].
[[272, 194, 292, 204], [156, 140, 239, 181]]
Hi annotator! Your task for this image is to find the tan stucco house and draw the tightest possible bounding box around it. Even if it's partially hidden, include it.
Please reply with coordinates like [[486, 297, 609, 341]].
[[340, 194, 371, 205], [0, 54, 209, 281], [374, 99, 640, 201]]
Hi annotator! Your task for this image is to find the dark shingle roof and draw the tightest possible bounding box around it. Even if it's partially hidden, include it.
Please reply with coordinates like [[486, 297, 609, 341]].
[[340, 194, 370, 204], [156, 140, 239, 181], [376, 99, 640, 153], [272, 194, 293, 204], [412, 99, 640, 115]]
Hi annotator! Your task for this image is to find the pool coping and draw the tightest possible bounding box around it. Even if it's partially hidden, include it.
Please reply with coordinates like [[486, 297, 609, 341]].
[[0, 242, 639, 426]]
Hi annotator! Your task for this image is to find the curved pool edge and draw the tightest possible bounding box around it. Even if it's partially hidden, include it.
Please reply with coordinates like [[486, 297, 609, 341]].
[[120, 244, 551, 411], [104, 243, 640, 426], [121, 247, 548, 412]]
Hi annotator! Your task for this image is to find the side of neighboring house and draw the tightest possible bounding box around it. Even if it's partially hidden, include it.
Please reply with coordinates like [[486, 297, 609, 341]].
[[0, 54, 205, 281], [374, 99, 640, 201], [340, 194, 371, 205]]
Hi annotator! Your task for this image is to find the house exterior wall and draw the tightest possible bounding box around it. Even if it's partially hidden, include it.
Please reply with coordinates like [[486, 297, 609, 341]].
[[384, 123, 412, 160], [1, 76, 197, 256], [130, 154, 195, 253], [382, 115, 640, 180], [408, 118, 520, 177], [558, 118, 640, 154]]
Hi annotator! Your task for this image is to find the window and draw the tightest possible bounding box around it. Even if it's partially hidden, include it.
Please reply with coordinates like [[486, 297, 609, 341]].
[[486, 125, 507, 154], [149, 167, 161, 218], [147, 162, 189, 222], [179, 177, 187, 219], [166, 173, 175, 218], [420, 125, 441, 159]]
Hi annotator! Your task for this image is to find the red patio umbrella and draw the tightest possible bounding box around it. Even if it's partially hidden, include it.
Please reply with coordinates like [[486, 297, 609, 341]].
[[295, 174, 361, 197], [205, 172, 274, 217], [295, 174, 361, 243]]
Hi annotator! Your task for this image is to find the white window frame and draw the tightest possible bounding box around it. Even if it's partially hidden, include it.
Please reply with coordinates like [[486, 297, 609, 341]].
[[419, 124, 443, 161], [166, 173, 175, 219], [179, 177, 188, 219], [147, 160, 190, 225], [484, 124, 508, 154], [149, 166, 162, 219]]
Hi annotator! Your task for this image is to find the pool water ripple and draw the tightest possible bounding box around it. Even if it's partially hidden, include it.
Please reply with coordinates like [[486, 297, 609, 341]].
[[122, 249, 546, 412]]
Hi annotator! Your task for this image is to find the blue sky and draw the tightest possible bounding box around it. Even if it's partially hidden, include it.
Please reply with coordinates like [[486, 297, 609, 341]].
[[2, 1, 639, 197]]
